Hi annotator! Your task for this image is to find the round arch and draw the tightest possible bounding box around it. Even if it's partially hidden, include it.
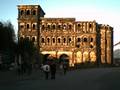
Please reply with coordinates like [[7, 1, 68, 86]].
[[82, 35, 88, 42], [83, 51, 89, 62], [59, 54, 69, 64], [90, 51, 96, 62], [76, 51, 82, 63], [51, 23, 56, 30]]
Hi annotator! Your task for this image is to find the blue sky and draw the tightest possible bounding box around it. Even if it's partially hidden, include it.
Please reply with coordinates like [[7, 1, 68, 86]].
[[0, 0, 120, 49]]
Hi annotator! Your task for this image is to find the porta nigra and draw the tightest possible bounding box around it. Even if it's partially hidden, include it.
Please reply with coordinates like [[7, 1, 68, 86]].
[[18, 5, 113, 66]]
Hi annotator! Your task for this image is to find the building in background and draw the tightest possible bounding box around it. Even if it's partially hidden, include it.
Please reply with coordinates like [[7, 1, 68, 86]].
[[18, 5, 113, 66]]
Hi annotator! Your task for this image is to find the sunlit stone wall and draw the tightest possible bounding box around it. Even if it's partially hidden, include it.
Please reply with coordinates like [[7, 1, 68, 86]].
[[100, 25, 113, 64], [18, 5, 113, 66]]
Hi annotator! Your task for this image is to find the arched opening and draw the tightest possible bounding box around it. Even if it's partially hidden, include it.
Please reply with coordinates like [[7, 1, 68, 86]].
[[42, 25, 45, 29], [26, 36, 30, 41], [76, 51, 82, 63], [33, 10, 36, 15], [83, 38, 87, 42], [77, 38, 81, 42], [59, 54, 69, 64], [89, 23, 92, 28], [90, 44, 93, 48], [78, 24, 80, 27], [63, 24, 67, 29], [20, 37, 24, 41], [68, 24, 72, 29], [41, 38, 45, 43], [63, 38, 66, 43], [90, 51, 96, 62], [20, 10, 24, 15], [52, 38, 55, 43], [57, 25, 61, 30], [47, 25, 51, 29], [90, 38, 93, 42], [68, 38, 71, 43], [43, 54, 50, 64], [20, 25, 24, 29], [58, 38, 61, 43], [32, 24, 36, 29], [32, 37, 35, 42], [26, 24, 29, 29], [26, 10, 30, 15], [47, 38, 50, 44], [52, 25, 56, 29], [83, 51, 89, 62]]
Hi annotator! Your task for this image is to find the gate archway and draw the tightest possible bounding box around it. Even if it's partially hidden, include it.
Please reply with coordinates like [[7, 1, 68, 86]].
[[90, 51, 96, 62], [83, 51, 89, 62], [59, 54, 69, 64], [76, 51, 82, 63]]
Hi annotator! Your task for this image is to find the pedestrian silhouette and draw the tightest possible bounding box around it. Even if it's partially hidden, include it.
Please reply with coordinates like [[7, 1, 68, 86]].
[[50, 62, 56, 79], [63, 63, 67, 75], [42, 63, 50, 80]]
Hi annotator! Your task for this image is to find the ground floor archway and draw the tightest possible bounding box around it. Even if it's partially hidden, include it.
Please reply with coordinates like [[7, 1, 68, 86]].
[[76, 51, 82, 63], [90, 51, 96, 62]]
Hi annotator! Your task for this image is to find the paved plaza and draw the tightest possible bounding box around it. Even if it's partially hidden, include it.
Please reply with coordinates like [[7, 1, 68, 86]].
[[0, 67, 120, 90]]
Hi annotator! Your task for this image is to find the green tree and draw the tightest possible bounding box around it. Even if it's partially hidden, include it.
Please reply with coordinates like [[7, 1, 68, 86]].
[[0, 21, 16, 67], [0, 21, 16, 51], [17, 38, 41, 67]]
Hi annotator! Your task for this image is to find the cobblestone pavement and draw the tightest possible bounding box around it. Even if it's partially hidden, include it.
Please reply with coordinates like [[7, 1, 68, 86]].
[[0, 67, 120, 90]]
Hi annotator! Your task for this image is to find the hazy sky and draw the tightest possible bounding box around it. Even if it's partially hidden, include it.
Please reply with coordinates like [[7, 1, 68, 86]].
[[0, 0, 120, 49]]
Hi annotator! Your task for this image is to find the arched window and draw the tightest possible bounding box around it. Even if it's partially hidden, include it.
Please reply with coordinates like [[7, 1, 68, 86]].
[[63, 38, 66, 43], [68, 38, 71, 43], [27, 24, 29, 29], [68, 25, 72, 29], [90, 38, 93, 42], [41, 38, 45, 43], [83, 51, 89, 62], [77, 38, 81, 42], [53, 38, 55, 43], [84, 38, 87, 42], [58, 38, 60, 43], [52, 25, 55, 29], [105, 26, 108, 30], [20, 25, 24, 29], [90, 45, 93, 48], [58, 25, 61, 29], [32, 37, 35, 42], [89, 23, 92, 28], [20, 37, 23, 40], [47, 25, 50, 29], [63, 25, 67, 29], [47, 38, 50, 43], [78, 24, 80, 27], [42, 25, 45, 29], [26, 10, 30, 15], [33, 10, 36, 15], [26, 36, 30, 40], [33, 24, 36, 29], [21, 10, 24, 15], [90, 51, 96, 62]]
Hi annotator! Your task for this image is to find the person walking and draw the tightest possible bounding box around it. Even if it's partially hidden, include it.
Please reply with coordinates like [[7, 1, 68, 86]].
[[63, 63, 67, 75], [42, 63, 50, 80], [59, 63, 64, 75], [50, 62, 56, 79]]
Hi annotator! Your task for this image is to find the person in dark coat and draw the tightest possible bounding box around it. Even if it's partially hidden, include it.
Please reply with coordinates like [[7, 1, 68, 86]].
[[63, 63, 67, 75], [50, 62, 56, 79]]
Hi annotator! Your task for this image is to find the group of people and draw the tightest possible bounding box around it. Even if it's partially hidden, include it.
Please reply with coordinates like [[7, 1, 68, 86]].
[[41, 61, 56, 80], [41, 61, 68, 80]]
